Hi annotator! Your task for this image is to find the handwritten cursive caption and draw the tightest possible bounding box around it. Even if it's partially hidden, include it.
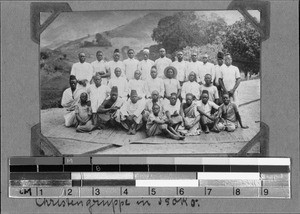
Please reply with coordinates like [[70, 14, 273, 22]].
[[35, 198, 201, 214]]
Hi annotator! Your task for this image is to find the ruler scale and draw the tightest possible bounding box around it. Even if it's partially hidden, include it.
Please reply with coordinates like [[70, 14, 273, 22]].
[[9, 157, 290, 198]]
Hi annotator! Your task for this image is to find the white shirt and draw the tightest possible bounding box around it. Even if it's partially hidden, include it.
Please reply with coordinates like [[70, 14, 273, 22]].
[[154, 57, 172, 78], [145, 77, 165, 98], [120, 99, 145, 117], [163, 78, 181, 97], [138, 59, 154, 80], [214, 64, 225, 86], [181, 81, 201, 101], [196, 100, 219, 116], [61, 88, 80, 108], [87, 84, 110, 113], [91, 60, 108, 85], [123, 58, 139, 80], [106, 60, 125, 79], [128, 79, 146, 98], [70, 62, 93, 83], [108, 77, 128, 98], [200, 84, 219, 102], [91, 60, 107, 75], [199, 62, 215, 84], [171, 60, 187, 82], [163, 99, 181, 115], [220, 65, 241, 91], [186, 61, 203, 82]]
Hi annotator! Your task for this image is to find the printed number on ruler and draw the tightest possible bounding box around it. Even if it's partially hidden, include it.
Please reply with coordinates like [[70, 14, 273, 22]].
[[177, 188, 185, 196], [233, 187, 241, 196], [94, 187, 101, 196], [204, 187, 212, 196], [262, 188, 269, 196]]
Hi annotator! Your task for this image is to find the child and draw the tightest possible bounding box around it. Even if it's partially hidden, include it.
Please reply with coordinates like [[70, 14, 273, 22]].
[[178, 93, 201, 136], [196, 90, 220, 133], [163, 66, 181, 100], [163, 93, 183, 131], [215, 93, 249, 132], [146, 103, 184, 140], [74, 92, 95, 132], [142, 90, 164, 122], [200, 73, 219, 104]]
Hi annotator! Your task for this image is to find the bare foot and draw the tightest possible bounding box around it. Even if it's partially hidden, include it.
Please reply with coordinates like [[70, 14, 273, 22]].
[[204, 127, 210, 134], [131, 129, 136, 135]]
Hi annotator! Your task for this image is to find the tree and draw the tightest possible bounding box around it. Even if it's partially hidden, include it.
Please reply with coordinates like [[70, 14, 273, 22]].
[[151, 12, 202, 53], [95, 33, 112, 47], [151, 12, 227, 53], [222, 19, 261, 74]]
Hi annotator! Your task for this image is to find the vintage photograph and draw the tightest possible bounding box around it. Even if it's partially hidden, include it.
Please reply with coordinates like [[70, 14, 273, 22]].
[[40, 10, 261, 155]]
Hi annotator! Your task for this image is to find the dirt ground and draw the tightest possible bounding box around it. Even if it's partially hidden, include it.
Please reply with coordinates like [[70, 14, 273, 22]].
[[41, 79, 261, 155]]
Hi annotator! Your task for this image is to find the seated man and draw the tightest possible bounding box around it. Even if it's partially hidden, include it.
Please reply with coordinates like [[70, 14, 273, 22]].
[[215, 93, 249, 132], [200, 73, 219, 104], [87, 74, 110, 126], [178, 93, 201, 136], [163, 93, 183, 131], [181, 72, 201, 103], [108, 67, 129, 101], [119, 90, 145, 135], [145, 66, 165, 99], [146, 103, 184, 140], [142, 90, 164, 122], [97, 86, 124, 129], [196, 90, 220, 133], [163, 66, 181, 100], [128, 70, 147, 101], [74, 92, 95, 132], [61, 75, 85, 127]]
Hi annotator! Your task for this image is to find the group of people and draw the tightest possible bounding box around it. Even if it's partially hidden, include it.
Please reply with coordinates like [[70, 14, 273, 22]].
[[61, 47, 248, 140]]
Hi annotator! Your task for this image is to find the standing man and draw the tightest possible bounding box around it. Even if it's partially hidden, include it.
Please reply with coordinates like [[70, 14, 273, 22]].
[[163, 66, 181, 100], [138, 49, 154, 80], [154, 48, 172, 79], [70, 52, 93, 90], [171, 51, 187, 86], [214, 52, 225, 101], [91, 50, 110, 85], [186, 52, 202, 82], [123, 49, 139, 81], [219, 53, 241, 105], [106, 49, 125, 79], [199, 53, 215, 85]]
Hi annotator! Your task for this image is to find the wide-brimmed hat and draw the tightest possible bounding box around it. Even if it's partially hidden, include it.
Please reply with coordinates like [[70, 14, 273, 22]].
[[164, 66, 177, 78]]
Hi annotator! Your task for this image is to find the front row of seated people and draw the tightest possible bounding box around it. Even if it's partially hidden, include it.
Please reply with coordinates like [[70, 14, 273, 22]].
[[61, 72, 248, 139]]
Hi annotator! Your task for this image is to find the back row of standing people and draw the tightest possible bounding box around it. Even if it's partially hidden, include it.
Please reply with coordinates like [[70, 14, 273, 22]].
[[70, 48, 241, 105]]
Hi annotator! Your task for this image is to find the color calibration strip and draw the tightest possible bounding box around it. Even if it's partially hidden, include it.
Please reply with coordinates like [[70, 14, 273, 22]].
[[9, 157, 290, 198]]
